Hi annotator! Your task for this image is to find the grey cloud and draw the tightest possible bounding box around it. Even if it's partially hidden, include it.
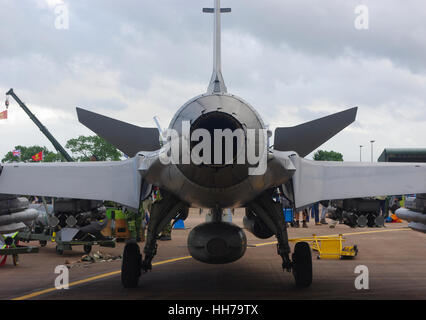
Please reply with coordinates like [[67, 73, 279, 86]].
[[1, 0, 426, 161]]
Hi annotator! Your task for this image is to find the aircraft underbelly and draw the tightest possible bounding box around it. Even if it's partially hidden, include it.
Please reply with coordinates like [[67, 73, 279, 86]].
[[142, 158, 291, 208]]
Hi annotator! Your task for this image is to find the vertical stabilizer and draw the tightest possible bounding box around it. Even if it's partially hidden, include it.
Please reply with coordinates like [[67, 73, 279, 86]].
[[203, 0, 231, 94]]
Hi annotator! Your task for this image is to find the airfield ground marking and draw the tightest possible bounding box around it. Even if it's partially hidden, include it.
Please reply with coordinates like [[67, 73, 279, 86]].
[[12, 227, 410, 300], [12, 255, 192, 300], [252, 227, 411, 247]]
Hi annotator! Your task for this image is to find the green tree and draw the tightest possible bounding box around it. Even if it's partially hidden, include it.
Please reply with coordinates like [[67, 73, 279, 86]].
[[2, 145, 65, 163], [65, 135, 121, 161], [313, 150, 344, 161]]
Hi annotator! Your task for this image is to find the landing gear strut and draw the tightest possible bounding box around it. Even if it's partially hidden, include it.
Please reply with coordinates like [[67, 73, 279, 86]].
[[142, 192, 187, 272], [120, 190, 188, 288], [248, 191, 312, 288]]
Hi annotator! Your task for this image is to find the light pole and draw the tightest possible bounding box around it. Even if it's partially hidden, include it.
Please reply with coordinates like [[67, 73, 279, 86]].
[[370, 140, 375, 162], [359, 145, 363, 162]]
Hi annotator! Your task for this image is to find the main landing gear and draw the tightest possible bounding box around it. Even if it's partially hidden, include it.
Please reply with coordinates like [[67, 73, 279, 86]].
[[292, 242, 312, 288], [121, 190, 188, 288], [121, 188, 312, 288], [248, 192, 312, 288], [121, 240, 142, 288]]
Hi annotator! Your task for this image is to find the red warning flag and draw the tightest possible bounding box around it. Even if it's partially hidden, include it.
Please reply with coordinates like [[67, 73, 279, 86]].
[[32, 151, 43, 162], [0, 110, 7, 120]]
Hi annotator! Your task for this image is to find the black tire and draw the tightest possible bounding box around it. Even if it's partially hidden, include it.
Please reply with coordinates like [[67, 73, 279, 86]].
[[374, 216, 385, 228], [83, 245, 92, 254], [356, 215, 368, 228], [39, 240, 47, 247], [292, 242, 312, 288], [121, 242, 142, 288]]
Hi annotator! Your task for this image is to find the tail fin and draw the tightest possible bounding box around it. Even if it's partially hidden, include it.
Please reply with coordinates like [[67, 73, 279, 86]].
[[203, 0, 231, 94], [274, 107, 358, 157]]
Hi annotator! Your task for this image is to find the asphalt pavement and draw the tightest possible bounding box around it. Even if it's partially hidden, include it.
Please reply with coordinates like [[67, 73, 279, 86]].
[[2, 209, 426, 300]]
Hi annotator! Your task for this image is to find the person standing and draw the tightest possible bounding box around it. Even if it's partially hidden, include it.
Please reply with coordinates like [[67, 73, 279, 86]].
[[375, 196, 387, 216], [319, 200, 330, 225], [124, 208, 142, 241], [311, 202, 321, 226], [294, 207, 308, 228], [140, 196, 153, 242]]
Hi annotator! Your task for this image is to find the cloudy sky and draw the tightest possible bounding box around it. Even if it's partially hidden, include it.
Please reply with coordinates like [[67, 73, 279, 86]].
[[1, 0, 426, 161]]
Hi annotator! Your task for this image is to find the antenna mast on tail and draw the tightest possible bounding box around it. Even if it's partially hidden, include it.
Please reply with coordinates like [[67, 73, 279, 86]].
[[203, 0, 231, 94]]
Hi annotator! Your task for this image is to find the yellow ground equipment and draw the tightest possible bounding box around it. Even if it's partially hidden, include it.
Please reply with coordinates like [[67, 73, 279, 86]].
[[1, 232, 39, 266], [290, 234, 358, 260]]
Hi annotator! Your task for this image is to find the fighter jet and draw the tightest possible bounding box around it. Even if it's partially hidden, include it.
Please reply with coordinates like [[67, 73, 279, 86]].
[[2, 1, 426, 288]]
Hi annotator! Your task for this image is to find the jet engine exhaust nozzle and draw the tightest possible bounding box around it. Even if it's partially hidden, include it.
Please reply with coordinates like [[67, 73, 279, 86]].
[[190, 111, 244, 168]]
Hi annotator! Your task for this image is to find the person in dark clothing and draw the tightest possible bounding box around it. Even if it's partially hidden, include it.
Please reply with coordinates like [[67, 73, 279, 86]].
[[311, 202, 321, 225], [294, 207, 308, 228], [320, 200, 330, 225]]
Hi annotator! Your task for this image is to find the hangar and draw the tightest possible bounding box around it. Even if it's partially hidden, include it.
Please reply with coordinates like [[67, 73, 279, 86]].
[[378, 148, 426, 163]]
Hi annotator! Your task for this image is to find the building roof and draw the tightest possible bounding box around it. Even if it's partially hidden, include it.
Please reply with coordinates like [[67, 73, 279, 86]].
[[378, 148, 426, 162]]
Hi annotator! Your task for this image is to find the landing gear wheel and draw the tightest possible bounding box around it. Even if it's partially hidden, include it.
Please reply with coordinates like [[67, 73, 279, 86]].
[[292, 242, 312, 288], [83, 245, 92, 254], [374, 216, 385, 228], [121, 242, 142, 288], [356, 215, 368, 228]]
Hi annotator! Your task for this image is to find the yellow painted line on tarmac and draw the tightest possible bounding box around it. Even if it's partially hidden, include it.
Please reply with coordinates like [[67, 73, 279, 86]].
[[252, 227, 411, 247], [253, 241, 279, 247], [152, 255, 192, 266], [12, 255, 192, 301], [331, 227, 410, 237]]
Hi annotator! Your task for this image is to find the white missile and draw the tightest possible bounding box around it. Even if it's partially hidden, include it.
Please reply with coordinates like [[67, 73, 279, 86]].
[[0, 208, 39, 226], [0, 222, 27, 234]]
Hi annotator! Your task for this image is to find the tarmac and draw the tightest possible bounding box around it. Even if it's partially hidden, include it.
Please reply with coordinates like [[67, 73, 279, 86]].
[[1, 208, 426, 300]]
